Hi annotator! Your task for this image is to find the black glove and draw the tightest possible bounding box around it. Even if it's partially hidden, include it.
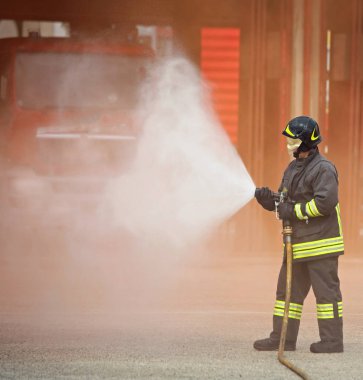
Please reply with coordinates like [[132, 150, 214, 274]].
[[255, 187, 275, 211], [277, 202, 295, 220]]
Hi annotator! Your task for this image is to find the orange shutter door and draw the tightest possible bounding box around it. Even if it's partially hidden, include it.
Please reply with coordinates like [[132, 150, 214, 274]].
[[201, 28, 240, 144]]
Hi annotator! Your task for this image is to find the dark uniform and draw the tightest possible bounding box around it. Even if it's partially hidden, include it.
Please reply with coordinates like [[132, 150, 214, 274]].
[[255, 116, 344, 353]]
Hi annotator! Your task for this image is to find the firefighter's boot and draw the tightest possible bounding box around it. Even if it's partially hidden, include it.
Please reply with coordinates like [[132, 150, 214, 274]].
[[310, 340, 343, 353], [310, 310, 343, 353], [253, 337, 296, 351], [253, 315, 299, 351]]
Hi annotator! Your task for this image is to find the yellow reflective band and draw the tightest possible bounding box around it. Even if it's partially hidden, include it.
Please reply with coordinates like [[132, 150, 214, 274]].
[[317, 312, 335, 319], [293, 244, 344, 259], [307, 199, 323, 217], [293, 236, 344, 250], [274, 302, 283, 308], [285, 237, 345, 259], [305, 202, 315, 217], [338, 301, 343, 317], [285, 124, 296, 137], [274, 300, 303, 319], [274, 309, 302, 320], [275, 300, 303, 311], [317, 304, 334, 319], [311, 128, 319, 141], [336, 204, 343, 236], [317, 303, 333, 311], [306, 200, 317, 217], [290, 303, 303, 312], [275, 300, 285, 308], [287, 311, 302, 320], [274, 309, 284, 316], [294, 203, 307, 220], [294, 243, 344, 254]]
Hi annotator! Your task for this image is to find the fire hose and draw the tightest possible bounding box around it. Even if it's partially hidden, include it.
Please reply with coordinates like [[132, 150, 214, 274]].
[[256, 189, 309, 379], [279, 218, 308, 380]]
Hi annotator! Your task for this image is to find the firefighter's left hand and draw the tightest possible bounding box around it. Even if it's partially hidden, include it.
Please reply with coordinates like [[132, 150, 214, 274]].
[[277, 202, 294, 220]]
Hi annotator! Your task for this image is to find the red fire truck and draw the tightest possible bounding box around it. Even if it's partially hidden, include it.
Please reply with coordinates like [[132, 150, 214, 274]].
[[0, 36, 153, 215]]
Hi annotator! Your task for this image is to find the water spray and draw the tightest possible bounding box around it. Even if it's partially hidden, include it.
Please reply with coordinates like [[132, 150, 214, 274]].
[[102, 56, 256, 249]]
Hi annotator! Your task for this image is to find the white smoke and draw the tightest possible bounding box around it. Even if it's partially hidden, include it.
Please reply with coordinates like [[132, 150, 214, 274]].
[[100, 56, 255, 249]]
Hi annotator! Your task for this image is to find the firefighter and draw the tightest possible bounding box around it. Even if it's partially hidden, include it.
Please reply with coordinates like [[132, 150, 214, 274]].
[[254, 116, 344, 353]]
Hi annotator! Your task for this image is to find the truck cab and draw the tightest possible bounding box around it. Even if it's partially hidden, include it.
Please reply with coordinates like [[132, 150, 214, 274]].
[[0, 37, 153, 214]]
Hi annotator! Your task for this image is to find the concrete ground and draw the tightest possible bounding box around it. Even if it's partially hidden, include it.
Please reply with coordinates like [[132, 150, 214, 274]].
[[1, 252, 362, 380]]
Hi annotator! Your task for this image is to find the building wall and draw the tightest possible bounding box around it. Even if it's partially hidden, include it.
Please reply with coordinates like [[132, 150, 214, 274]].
[[0, 0, 362, 252]]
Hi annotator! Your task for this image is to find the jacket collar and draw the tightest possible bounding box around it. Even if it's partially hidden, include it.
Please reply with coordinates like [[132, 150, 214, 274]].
[[295, 148, 319, 168]]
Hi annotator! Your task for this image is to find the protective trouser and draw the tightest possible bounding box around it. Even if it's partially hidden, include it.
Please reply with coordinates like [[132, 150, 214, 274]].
[[269, 256, 343, 345]]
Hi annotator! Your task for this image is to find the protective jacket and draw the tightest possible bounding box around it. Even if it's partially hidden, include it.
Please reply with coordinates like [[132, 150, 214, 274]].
[[278, 149, 344, 262]]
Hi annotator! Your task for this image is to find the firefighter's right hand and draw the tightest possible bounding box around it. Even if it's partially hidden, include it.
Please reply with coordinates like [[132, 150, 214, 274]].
[[255, 187, 275, 211]]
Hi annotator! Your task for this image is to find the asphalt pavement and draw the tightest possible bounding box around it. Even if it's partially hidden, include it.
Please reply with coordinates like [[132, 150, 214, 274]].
[[1, 254, 362, 380]]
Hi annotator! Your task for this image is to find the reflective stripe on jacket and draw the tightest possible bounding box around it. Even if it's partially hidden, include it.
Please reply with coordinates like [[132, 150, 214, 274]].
[[279, 150, 344, 262]]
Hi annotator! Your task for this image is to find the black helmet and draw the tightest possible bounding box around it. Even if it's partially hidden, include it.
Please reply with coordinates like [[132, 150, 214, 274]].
[[282, 116, 322, 149]]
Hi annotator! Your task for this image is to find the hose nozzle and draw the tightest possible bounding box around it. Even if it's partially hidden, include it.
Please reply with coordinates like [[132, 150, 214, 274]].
[[255, 187, 285, 202]]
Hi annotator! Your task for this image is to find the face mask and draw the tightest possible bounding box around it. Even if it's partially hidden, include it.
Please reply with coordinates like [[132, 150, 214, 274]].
[[286, 137, 301, 160]]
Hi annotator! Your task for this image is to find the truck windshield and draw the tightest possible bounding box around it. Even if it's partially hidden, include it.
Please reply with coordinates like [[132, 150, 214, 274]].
[[15, 51, 150, 109]]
